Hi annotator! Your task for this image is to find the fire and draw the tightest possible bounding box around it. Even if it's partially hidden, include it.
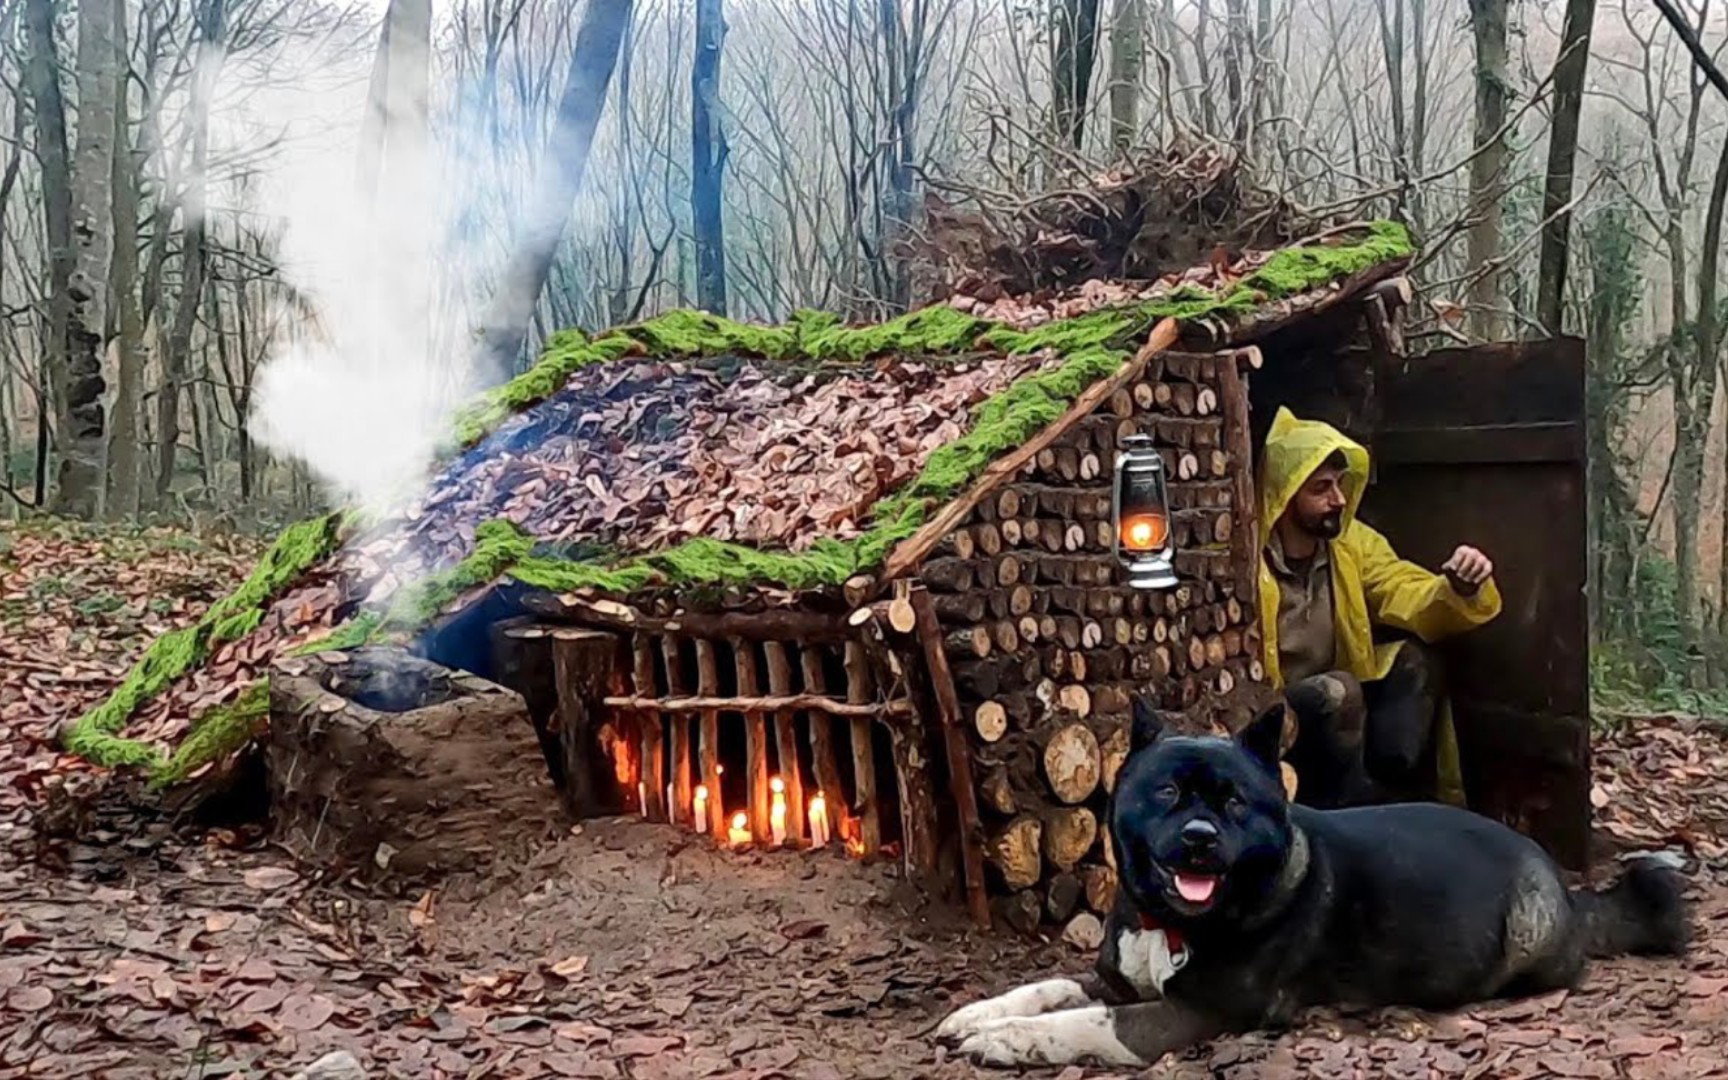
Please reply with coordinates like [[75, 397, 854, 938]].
[[693, 785, 710, 833]]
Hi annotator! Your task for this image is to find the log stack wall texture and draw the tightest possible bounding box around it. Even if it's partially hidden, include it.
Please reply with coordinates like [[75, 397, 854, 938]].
[[924, 349, 1277, 935]]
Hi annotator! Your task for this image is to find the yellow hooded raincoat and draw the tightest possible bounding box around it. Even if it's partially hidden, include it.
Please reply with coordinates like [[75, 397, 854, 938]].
[[1256, 408, 1502, 805]]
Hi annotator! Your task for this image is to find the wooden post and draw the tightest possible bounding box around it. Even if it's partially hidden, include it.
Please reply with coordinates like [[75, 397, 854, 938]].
[[1216, 352, 1260, 602], [549, 628, 623, 819], [908, 586, 992, 928], [735, 638, 772, 842], [632, 635, 665, 820], [660, 635, 693, 827], [763, 641, 807, 845], [490, 619, 563, 791], [843, 640, 881, 857], [799, 646, 855, 842], [695, 639, 725, 836]]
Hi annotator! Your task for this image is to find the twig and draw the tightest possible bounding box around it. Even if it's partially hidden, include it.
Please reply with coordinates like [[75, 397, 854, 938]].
[[1652, 0, 1728, 102]]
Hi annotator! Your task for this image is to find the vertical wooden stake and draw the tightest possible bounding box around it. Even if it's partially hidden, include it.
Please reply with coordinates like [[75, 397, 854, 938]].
[[907, 587, 991, 928], [660, 635, 693, 827], [763, 641, 807, 844], [800, 646, 854, 842], [735, 638, 772, 842], [844, 640, 881, 857], [1216, 351, 1260, 602], [632, 634, 665, 821], [694, 639, 725, 836], [490, 619, 563, 792]]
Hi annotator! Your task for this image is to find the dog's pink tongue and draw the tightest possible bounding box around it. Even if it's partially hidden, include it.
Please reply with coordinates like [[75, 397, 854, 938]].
[[1174, 873, 1218, 904]]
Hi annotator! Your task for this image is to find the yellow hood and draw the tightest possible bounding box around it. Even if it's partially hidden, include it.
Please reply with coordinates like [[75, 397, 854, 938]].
[[1255, 408, 1501, 808], [1258, 407, 1370, 536]]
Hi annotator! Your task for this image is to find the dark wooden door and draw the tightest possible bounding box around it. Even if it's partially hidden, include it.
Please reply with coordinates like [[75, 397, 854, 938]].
[[1358, 338, 1591, 870]]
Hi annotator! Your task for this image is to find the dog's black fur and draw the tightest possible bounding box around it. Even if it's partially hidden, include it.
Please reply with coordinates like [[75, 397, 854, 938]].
[[938, 697, 1690, 1068]]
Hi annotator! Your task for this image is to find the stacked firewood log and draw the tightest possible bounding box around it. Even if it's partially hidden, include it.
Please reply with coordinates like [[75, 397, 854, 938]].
[[920, 349, 1280, 938]]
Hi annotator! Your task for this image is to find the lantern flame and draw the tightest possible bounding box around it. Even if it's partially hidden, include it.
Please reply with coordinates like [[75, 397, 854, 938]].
[[1120, 512, 1167, 551]]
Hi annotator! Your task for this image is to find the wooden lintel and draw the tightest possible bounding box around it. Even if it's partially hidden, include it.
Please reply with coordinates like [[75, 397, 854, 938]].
[[523, 593, 857, 645]]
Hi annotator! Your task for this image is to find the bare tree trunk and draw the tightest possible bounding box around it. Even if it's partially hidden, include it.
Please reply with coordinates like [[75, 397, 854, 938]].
[[1465, 0, 1510, 341], [1108, 0, 1144, 154], [107, 0, 144, 520], [1700, 134, 1728, 654], [692, 0, 728, 315], [358, 0, 433, 371], [155, 0, 227, 507], [1051, 0, 1103, 150], [22, 0, 75, 507], [1533, 0, 1595, 337], [1374, 0, 1409, 213], [472, 0, 633, 386]]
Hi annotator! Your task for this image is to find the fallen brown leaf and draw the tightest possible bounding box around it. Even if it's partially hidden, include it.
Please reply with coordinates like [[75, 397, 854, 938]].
[[241, 866, 299, 891]]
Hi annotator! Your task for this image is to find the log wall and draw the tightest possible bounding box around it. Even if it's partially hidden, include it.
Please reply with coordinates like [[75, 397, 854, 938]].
[[921, 348, 1282, 936]]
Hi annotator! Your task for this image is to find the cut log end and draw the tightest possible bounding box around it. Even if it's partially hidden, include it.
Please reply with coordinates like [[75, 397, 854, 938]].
[[1043, 722, 1101, 804], [974, 701, 1008, 743]]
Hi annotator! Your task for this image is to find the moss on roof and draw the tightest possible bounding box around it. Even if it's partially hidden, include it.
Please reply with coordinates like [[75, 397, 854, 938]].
[[66, 221, 1413, 781]]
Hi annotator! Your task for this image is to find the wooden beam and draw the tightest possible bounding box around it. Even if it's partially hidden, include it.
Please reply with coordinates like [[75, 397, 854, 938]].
[[523, 594, 857, 645], [908, 586, 992, 929], [1215, 344, 1260, 602], [695, 639, 725, 836], [601, 692, 912, 718], [844, 641, 882, 857], [800, 646, 854, 843], [880, 317, 1181, 582], [764, 642, 807, 845], [631, 634, 665, 821], [734, 639, 772, 842], [660, 635, 693, 827]]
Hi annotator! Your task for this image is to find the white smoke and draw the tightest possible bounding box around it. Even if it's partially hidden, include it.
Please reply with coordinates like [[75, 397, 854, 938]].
[[229, 5, 479, 515]]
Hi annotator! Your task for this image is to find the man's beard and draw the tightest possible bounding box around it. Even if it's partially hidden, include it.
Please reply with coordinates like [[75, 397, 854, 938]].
[[1300, 510, 1344, 539]]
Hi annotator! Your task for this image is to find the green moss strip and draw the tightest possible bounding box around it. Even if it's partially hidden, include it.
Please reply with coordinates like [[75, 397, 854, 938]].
[[151, 680, 270, 789], [72, 221, 1414, 781], [63, 512, 346, 771]]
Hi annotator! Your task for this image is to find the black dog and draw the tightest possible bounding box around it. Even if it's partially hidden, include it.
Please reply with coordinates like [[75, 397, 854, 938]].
[[937, 699, 1689, 1068]]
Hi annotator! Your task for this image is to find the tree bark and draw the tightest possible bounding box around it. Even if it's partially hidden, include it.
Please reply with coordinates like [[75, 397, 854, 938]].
[[155, 0, 227, 507], [692, 0, 728, 315], [1533, 0, 1595, 337], [1465, 0, 1510, 341], [1107, 0, 1144, 153], [106, 0, 144, 520], [23, 0, 76, 510], [471, 0, 633, 386], [1052, 0, 1103, 150]]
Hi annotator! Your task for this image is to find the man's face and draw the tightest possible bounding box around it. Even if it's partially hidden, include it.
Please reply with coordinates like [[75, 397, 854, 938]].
[[1288, 463, 1348, 539]]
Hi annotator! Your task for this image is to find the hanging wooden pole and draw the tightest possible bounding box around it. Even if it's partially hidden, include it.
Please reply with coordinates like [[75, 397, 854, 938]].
[[660, 635, 693, 827], [800, 646, 855, 842], [734, 638, 771, 842], [844, 640, 882, 857], [695, 639, 725, 836], [632, 634, 665, 820], [763, 641, 807, 844]]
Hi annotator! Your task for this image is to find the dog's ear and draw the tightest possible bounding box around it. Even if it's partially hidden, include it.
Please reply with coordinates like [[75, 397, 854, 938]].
[[1130, 694, 1167, 752], [1236, 702, 1287, 775]]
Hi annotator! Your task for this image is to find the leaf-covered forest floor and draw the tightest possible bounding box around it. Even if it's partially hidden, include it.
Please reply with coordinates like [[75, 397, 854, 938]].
[[3, 519, 1727, 1079]]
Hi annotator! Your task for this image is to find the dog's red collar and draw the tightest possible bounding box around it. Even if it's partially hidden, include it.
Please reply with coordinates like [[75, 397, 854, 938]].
[[1138, 912, 1186, 954]]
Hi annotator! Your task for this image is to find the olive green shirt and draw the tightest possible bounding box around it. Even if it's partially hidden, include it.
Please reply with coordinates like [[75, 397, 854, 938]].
[[1266, 531, 1337, 684]]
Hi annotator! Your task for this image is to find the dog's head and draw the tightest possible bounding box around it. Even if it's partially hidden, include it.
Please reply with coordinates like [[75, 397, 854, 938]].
[[1109, 697, 1293, 922]]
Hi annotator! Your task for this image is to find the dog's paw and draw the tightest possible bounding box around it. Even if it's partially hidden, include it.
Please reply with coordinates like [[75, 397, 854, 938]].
[[935, 978, 1089, 1045], [936, 998, 1010, 1045], [953, 1009, 1144, 1069], [955, 1018, 1053, 1067]]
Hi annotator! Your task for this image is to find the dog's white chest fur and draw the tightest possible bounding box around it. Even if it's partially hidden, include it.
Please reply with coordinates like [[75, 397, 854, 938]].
[[1116, 927, 1188, 997]]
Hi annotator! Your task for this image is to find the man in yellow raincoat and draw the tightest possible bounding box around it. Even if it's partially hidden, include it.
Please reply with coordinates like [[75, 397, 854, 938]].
[[1258, 408, 1501, 808]]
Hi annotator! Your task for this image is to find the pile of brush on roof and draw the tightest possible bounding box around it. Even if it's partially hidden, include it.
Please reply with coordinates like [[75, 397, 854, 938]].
[[912, 138, 1313, 324]]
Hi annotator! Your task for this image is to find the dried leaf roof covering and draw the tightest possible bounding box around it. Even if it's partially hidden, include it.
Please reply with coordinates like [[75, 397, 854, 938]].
[[66, 221, 1414, 780]]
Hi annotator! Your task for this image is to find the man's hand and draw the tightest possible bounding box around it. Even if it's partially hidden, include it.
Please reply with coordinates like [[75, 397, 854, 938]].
[[1441, 545, 1493, 597]]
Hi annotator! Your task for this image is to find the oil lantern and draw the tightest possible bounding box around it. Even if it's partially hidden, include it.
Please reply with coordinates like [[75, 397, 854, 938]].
[[1112, 434, 1178, 590]]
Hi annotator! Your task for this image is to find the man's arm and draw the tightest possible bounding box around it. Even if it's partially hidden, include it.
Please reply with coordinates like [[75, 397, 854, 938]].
[[1348, 521, 1501, 642]]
